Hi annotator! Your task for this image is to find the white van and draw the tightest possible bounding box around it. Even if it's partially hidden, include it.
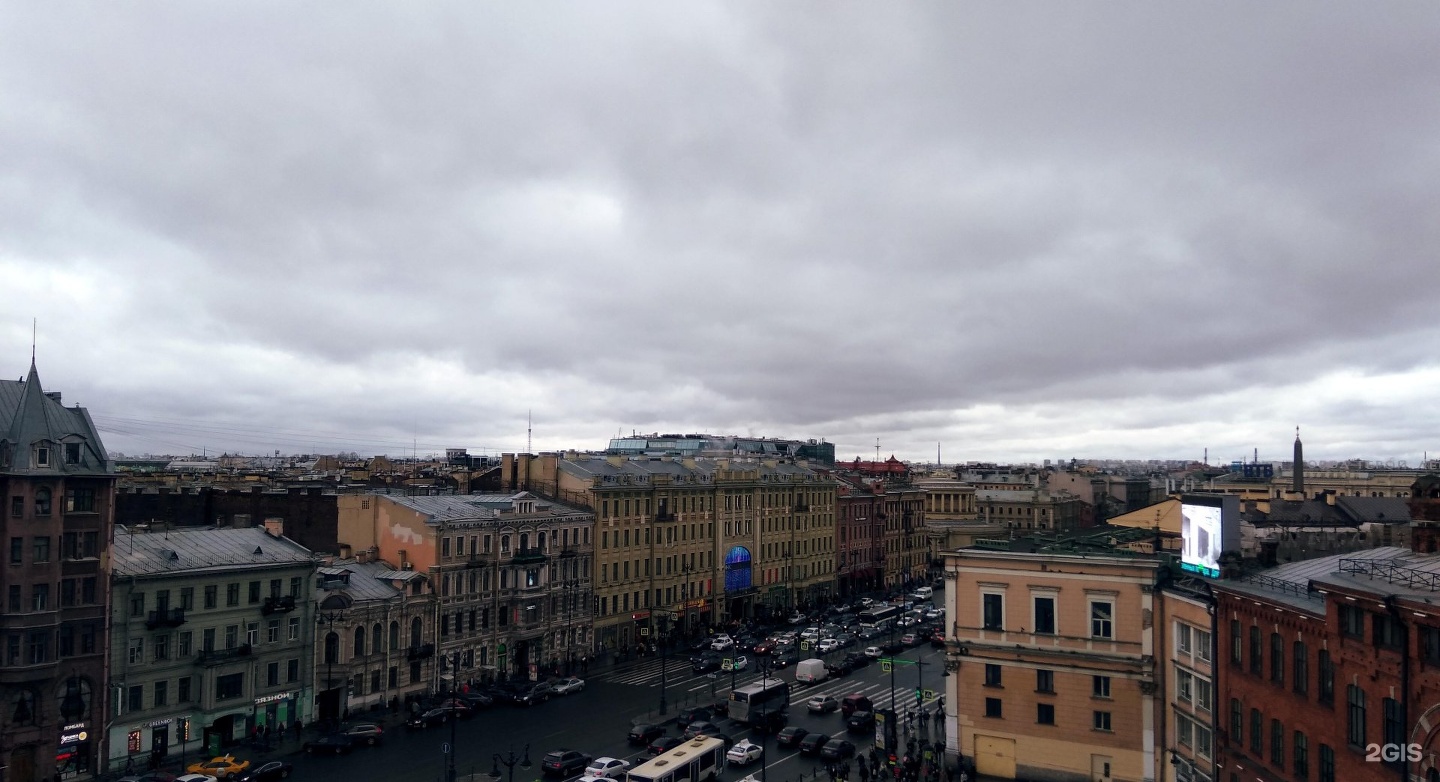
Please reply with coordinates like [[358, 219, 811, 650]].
[[912, 586, 934, 600], [794, 658, 828, 684]]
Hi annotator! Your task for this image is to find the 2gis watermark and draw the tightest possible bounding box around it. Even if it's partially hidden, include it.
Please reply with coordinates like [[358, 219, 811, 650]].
[[1366, 743, 1423, 763]]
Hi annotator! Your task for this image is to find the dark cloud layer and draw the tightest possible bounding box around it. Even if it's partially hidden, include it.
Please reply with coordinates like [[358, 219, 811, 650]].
[[4, 2, 1439, 464]]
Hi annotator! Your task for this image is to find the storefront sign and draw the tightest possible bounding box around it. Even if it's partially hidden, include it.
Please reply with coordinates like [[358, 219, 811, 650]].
[[59, 724, 88, 745], [630, 610, 651, 620], [254, 691, 296, 705], [147, 718, 174, 727]]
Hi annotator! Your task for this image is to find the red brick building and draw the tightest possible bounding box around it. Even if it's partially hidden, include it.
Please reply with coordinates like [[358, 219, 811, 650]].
[[832, 475, 885, 596]]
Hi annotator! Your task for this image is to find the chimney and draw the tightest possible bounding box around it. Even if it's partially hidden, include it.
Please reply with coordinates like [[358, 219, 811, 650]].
[[339, 543, 353, 559], [262, 518, 285, 537]]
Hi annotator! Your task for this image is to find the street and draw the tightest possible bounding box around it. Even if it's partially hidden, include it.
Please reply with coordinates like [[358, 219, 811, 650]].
[[264, 638, 948, 782]]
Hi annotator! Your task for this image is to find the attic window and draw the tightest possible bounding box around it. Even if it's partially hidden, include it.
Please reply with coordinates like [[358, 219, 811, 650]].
[[64, 443, 81, 465], [35, 447, 50, 468]]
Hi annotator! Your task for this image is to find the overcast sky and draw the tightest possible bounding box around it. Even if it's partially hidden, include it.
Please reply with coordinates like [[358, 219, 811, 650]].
[[4, 3, 1439, 467]]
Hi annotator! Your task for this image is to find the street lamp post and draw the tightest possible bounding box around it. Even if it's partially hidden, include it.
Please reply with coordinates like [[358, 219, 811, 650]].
[[489, 744, 531, 782]]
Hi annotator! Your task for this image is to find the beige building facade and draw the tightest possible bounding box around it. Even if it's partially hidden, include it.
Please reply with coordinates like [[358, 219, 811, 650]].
[[944, 548, 1161, 782]]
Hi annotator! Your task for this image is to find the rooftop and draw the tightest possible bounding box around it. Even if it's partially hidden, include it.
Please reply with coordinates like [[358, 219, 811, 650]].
[[111, 526, 315, 578]]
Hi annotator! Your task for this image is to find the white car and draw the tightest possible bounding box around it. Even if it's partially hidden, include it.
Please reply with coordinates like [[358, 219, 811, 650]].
[[817, 638, 841, 653], [726, 740, 764, 765], [896, 616, 918, 628], [552, 676, 586, 695], [711, 635, 735, 651], [859, 598, 876, 607], [799, 627, 821, 640], [864, 645, 884, 658], [585, 758, 631, 780], [730, 654, 750, 671], [176, 776, 217, 782]]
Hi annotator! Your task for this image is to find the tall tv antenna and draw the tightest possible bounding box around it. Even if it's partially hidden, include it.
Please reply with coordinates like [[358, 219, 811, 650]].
[[527, 409, 533, 455]]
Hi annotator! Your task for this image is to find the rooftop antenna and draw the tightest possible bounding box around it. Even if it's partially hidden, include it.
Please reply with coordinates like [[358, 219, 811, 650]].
[[528, 409, 533, 455], [875, 438, 881, 463], [31, 318, 37, 364]]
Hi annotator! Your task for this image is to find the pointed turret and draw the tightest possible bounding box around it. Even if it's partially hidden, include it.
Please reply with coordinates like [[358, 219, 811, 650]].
[[1292, 426, 1304, 496]]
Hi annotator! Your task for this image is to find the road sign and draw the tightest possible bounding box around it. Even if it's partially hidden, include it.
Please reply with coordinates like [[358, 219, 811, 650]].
[[924, 689, 936, 700], [442, 743, 451, 754], [722, 659, 733, 671], [800, 642, 810, 651], [880, 661, 892, 673], [639, 628, 650, 636], [707, 673, 718, 679]]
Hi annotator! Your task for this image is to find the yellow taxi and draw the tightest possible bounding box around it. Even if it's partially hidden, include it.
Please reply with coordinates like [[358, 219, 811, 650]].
[[186, 756, 250, 779]]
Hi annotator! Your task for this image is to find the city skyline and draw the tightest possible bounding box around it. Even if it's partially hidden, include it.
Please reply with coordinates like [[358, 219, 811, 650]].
[[4, 4, 1439, 466]]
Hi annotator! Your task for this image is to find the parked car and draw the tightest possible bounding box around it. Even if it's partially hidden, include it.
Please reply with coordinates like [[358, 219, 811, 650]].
[[807, 695, 839, 714], [584, 758, 630, 779], [846, 711, 876, 733], [234, 762, 293, 782], [726, 740, 764, 765], [552, 676, 586, 695], [819, 740, 857, 760], [118, 773, 176, 782], [863, 645, 884, 658], [541, 750, 592, 778], [776, 726, 809, 749], [676, 706, 712, 728], [302, 733, 357, 755], [186, 757, 249, 779], [515, 682, 555, 706], [797, 732, 830, 756], [453, 690, 494, 708], [648, 736, 684, 756], [175, 776, 216, 782], [406, 708, 451, 729], [339, 722, 384, 746], [628, 723, 666, 745]]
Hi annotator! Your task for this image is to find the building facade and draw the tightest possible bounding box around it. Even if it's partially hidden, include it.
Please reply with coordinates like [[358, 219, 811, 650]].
[[1158, 581, 1216, 782], [834, 476, 885, 597], [1, 364, 116, 782], [336, 492, 594, 683], [880, 483, 928, 590], [976, 489, 1088, 533], [944, 547, 1162, 782], [106, 524, 316, 771]]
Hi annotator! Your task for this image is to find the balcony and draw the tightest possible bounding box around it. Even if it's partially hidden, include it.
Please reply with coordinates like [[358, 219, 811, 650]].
[[145, 608, 187, 630], [406, 643, 435, 661], [654, 510, 677, 523], [510, 547, 547, 565], [466, 555, 486, 569], [793, 502, 810, 513], [261, 595, 296, 615], [559, 547, 579, 558], [197, 644, 252, 665]]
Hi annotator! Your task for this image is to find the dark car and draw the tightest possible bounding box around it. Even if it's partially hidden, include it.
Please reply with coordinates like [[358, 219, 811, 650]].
[[406, 707, 451, 729], [541, 749, 592, 778], [117, 773, 176, 782], [772, 648, 800, 668], [235, 761, 293, 782], [798, 732, 830, 756], [453, 691, 495, 708], [649, 736, 684, 756], [691, 653, 722, 674], [880, 640, 905, 655], [930, 631, 946, 649], [339, 722, 384, 745], [846, 711, 876, 733], [754, 639, 778, 655], [683, 721, 717, 740], [516, 683, 554, 706], [676, 706, 712, 728], [628, 723, 666, 745], [819, 740, 857, 761], [303, 733, 357, 755], [776, 726, 809, 749]]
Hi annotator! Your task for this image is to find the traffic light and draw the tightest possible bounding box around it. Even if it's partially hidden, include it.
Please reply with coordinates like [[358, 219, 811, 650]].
[[914, 687, 922, 705]]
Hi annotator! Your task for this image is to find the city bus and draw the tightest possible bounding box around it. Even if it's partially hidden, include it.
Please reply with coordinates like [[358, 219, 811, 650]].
[[627, 736, 727, 782], [729, 677, 790, 727], [858, 605, 899, 629]]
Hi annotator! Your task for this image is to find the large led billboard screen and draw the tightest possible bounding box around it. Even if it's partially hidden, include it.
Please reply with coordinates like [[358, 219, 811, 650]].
[[1180, 494, 1238, 578]]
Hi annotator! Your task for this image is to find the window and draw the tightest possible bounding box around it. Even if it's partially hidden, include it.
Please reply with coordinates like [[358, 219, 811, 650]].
[[982, 593, 1004, 630], [1374, 614, 1403, 649], [64, 487, 95, 513], [31, 584, 48, 611], [1346, 685, 1365, 748], [287, 659, 299, 683], [9, 536, 20, 565], [215, 673, 244, 700], [202, 628, 215, 652], [204, 585, 217, 609], [1294, 731, 1309, 780], [267, 620, 279, 643], [246, 622, 258, 646], [1423, 626, 1440, 666], [64, 442, 81, 464], [1319, 744, 1334, 782], [1036, 669, 1054, 693], [290, 576, 303, 598], [1271, 719, 1285, 767], [288, 617, 300, 641], [1231, 699, 1243, 742], [1177, 667, 1193, 704], [1093, 711, 1112, 731], [1177, 623, 1192, 655], [1037, 703, 1055, 725], [153, 635, 168, 661], [248, 581, 261, 604], [32, 536, 49, 563], [984, 698, 1002, 718], [1092, 674, 1111, 697], [153, 680, 168, 707], [267, 661, 279, 686], [127, 685, 143, 712], [180, 587, 194, 610], [1196, 627, 1212, 662], [1195, 676, 1212, 712], [9, 496, 20, 518], [1293, 640, 1309, 695], [225, 625, 237, 649], [179, 632, 191, 657], [81, 577, 95, 604], [1177, 711, 1194, 748], [178, 676, 191, 703], [1250, 709, 1262, 751], [1231, 619, 1242, 663], [984, 664, 1002, 687], [1034, 596, 1056, 634], [1089, 601, 1113, 639], [1249, 626, 1262, 675], [130, 593, 145, 616], [8, 585, 20, 612], [1318, 649, 1334, 704], [34, 486, 51, 514], [1271, 633, 1285, 685], [226, 583, 239, 606], [1340, 605, 1365, 638], [1383, 698, 1403, 766]]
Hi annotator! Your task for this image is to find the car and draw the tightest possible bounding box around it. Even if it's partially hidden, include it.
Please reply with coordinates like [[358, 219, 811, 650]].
[[729, 654, 750, 671], [817, 638, 841, 653], [788, 612, 806, 625], [775, 726, 809, 748], [186, 757, 250, 779], [901, 633, 920, 646], [584, 757, 630, 779], [174, 776, 216, 782], [772, 648, 800, 668], [541, 749, 592, 778], [881, 640, 905, 655], [438, 699, 476, 718], [453, 691, 494, 708], [836, 633, 859, 648], [711, 635, 735, 651], [118, 774, 177, 782], [338, 722, 384, 745], [628, 723, 666, 745], [516, 683, 555, 706], [896, 616, 918, 628], [841, 694, 875, 716], [797, 732, 830, 756], [753, 639, 778, 655], [675, 706, 712, 728], [683, 721, 717, 740], [857, 628, 881, 641], [648, 736, 684, 756], [552, 676, 586, 695], [807, 695, 839, 714], [846, 711, 876, 733], [826, 657, 858, 676], [930, 631, 946, 649], [800, 627, 821, 640], [234, 762, 293, 782], [406, 708, 452, 729], [863, 645, 884, 658], [819, 740, 857, 760], [302, 733, 357, 755], [726, 740, 764, 765], [691, 653, 723, 674]]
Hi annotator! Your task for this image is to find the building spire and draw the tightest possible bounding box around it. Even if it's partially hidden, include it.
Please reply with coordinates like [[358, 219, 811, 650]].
[[1292, 426, 1305, 495]]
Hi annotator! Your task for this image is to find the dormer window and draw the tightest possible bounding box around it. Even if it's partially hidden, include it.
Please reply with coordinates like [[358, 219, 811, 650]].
[[35, 447, 50, 468], [64, 443, 81, 465]]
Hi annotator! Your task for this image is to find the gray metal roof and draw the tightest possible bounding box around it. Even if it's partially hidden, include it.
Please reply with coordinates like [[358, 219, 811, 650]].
[[382, 492, 589, 522], [558, 455, 826, 484], [1213, 546, 1412, 613], [316, 559, 411, 603], [111, 526, 315, 578], [0, 363, 111, 475]]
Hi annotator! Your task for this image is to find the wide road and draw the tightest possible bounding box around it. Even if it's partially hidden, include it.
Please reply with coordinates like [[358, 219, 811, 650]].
[[274, 638, 947, 782]]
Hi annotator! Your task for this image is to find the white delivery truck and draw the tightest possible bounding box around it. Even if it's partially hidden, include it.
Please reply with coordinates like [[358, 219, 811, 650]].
[[794, 658, 828, 684]]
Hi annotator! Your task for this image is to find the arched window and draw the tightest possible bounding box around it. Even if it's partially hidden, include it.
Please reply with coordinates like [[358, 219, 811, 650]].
[[56, 677, 91, 723], [353, 626, 366, 658], [538, 532, 546, 551], [519, 533, 529, 551], [324, 632, 339, 665], [372, 623, 383, 652], [11, 689, 38, 725], [34, 487, 51, 516], [389, 621, 400, 651], [411, 617, 423, 648]]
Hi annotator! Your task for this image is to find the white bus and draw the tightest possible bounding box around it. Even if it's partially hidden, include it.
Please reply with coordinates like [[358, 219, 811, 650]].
[[730, 677, 790, 727], [858, 605, 899, 629], [627, 736, 727, 782]]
